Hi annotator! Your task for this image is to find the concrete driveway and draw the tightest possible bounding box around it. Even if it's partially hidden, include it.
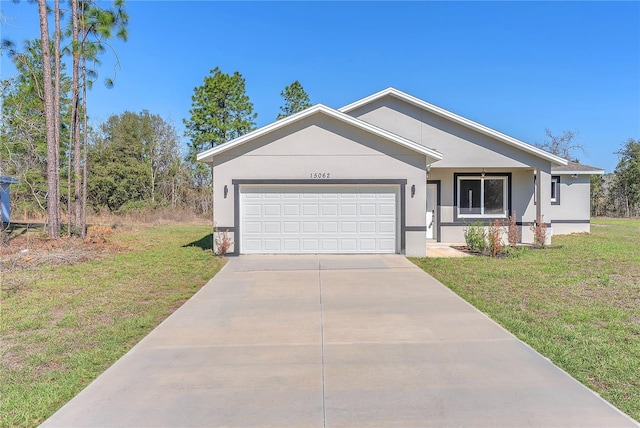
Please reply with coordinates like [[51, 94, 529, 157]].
[[43, 255, 637, 427]]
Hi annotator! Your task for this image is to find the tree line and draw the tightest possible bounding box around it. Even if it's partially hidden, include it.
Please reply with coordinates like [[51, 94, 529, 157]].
[[1, 0, 127, 238], [1, 18, 312, 234]]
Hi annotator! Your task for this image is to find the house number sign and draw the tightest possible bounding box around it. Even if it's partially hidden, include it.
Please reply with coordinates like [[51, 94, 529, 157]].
[[309, 172, 331, 179]]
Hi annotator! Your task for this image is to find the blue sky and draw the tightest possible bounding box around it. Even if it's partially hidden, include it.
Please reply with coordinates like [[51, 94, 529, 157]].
[[1, 1, 639, 173]]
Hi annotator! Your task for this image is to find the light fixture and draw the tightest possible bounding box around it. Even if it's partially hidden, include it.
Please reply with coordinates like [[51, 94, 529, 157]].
[[481, 168, 486, 177], [224, 185, 228, 198], [426, 164, 431, 180], [411, 184, 416, 198], [571, 174, 579, 179]]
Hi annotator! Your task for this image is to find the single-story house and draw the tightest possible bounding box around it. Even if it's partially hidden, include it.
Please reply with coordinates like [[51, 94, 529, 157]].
[[197, 88, 603, 257], [1, 176, 20, 223]]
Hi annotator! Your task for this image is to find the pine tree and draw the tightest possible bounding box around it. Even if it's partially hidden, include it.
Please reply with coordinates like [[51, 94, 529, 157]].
[[277, 80, 311, 119]]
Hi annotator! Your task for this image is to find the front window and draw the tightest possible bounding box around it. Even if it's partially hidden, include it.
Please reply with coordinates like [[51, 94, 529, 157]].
[[457, 175, 508, 218]]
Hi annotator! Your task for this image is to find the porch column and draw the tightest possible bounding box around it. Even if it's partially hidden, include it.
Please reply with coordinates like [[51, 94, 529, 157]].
[[535, 167, 542, 222]]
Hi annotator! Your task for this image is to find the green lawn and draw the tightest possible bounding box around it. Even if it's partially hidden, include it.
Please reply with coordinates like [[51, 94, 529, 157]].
[[1, 225, 225, 427], [411, 218, 640, 422]]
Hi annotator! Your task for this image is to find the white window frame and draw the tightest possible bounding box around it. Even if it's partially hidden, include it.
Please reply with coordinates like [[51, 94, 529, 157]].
[[457, 175, 509, 218]]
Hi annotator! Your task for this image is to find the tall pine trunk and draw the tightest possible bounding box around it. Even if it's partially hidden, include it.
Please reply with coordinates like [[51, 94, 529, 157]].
[[73, 0, 82, 231], [54, 0, 61, 233], [69, 0, 80, 235], [37, 0, 60, 238], [81, 54, 88, 236]]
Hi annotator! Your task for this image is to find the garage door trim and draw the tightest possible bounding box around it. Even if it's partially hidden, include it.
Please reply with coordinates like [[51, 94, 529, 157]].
[[231, 179, 407, 255]]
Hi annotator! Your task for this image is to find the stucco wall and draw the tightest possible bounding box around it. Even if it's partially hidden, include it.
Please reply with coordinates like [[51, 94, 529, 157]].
[[548, 174, 592, 234], [348, 96, 551, 170], [347, 96, 558, 245], [205, 114, 429, 256]]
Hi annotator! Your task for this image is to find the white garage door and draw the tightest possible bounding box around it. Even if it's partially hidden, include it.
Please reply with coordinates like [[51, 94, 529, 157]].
[[240, 185, 397, 254]]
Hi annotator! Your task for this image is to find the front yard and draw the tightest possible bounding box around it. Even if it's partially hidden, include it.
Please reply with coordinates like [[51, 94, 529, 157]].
[[412, 218, 640, 422], [1, 224, 225, 427]]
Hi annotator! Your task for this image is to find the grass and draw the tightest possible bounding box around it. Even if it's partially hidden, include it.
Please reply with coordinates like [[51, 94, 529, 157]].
[[0, 224, 225, 427], [411, 218, 640, 422]]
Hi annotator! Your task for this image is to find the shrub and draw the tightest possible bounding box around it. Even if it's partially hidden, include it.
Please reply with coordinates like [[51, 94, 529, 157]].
[[214, 228, 234, 256], [507, 210, 519, 247], [487, 219, 505, 257], [529, 215, 548, 248], [464, 221, 486, 253]]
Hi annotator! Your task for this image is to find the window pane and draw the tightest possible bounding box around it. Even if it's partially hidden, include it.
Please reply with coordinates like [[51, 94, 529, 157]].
[[484, 179, 504, 215], [551, 179, 557, 200], [460, 179, 481, 215]]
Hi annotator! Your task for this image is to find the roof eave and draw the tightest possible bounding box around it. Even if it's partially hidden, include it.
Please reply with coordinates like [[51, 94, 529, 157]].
[[555, 170, 605, 175], [196, 104, 443, 164]]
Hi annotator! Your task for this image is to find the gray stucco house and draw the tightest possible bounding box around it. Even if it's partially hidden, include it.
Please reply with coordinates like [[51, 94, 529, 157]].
[[197, 88, 603, 256]]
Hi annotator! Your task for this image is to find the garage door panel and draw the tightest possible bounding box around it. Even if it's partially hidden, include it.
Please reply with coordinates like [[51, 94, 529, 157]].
[[359, 238, 377, 251], [264, 205, 280, 216], [379, 238, 396, 251], [283, 222, 300, 233], [378, 221, 396, 233], [379, 203, 396, 216], [359, 204, 377, 216], [263, 239, 281, 251], [241, 186, 397, 254], [322, 221, 338, 233], [302, 204, 319, 216], [341, 221, 357, 233], [340, 204, 357, 216], [263, 222, 280, 234], [283, 205, 300, 216], [360, 221, 376, 233], [322, 239, 338, 251], [245, 222, 261, 234], [322, 204, 338, 216], [244, 205, 261, 216], [340, 239, 357, 252], [302, 239, 319, 251], [283, 239, 300, 251], [302, 222, 319, 233]]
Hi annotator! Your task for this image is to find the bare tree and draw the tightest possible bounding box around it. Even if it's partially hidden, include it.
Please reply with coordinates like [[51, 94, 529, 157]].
[[536, 129, 586, 162]]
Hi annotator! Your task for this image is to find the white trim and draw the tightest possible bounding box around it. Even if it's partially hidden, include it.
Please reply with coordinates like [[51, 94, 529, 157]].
[[196, 104, 443, 164], [339, 87, 568, 166], [554, 170, 605, 176]]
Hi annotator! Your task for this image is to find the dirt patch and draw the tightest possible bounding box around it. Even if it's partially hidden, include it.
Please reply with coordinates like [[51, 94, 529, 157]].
[[1, 231, 127, 292]]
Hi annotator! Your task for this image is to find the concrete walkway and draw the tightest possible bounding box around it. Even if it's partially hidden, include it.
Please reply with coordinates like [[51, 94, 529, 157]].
[[43, 255, 637, 427]]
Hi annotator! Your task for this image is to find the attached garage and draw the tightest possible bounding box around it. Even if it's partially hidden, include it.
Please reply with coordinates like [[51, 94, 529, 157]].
[[197, 104, 443, 257], [240, 185, 398, 254]]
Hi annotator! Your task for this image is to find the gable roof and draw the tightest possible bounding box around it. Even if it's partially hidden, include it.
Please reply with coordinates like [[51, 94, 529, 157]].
[[197, 103, 443, 164], [552, 161, 604, 175], [339, 87, 568, 166]]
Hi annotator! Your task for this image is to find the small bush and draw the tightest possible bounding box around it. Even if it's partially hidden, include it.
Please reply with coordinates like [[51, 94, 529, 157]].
[[214, 228, 234, 256], [529, 215, 548, 248], [487, 219, 505, 257], [464, 221, 486, 253]]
